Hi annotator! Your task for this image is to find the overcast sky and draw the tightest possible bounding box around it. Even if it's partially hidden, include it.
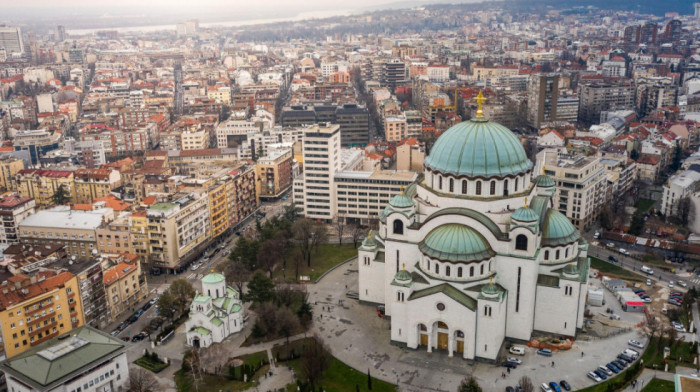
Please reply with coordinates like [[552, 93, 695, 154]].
[[4, 0, 421, 9]]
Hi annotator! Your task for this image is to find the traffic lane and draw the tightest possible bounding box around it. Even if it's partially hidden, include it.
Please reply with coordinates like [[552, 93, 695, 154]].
[[588, 246, 687, 286]]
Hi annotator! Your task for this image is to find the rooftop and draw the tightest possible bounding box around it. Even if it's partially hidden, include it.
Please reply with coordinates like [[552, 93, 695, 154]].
[[20, 206, 111, 231], [0, 326, 126, 389]]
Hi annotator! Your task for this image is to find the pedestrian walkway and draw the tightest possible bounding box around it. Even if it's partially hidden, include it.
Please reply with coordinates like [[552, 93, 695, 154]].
[[629, 368, 676, 391]]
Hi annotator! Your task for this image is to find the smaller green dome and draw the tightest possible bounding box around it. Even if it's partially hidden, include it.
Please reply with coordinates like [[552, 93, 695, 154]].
[[202, 272, 225, 284], [389, 190, 413, 208], [534, 175, 555, 188], [512, 207, 538, 222], [394, 269, 412, 282], [361, 230, 378, 248], [481, 280, 499, 296], [419, 224, 495, 263], [563, 263, 579, 277], [542, 210, 580, 246]]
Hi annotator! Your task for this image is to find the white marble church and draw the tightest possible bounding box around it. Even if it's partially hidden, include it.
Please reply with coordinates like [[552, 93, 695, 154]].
[[186, 271, 244, 348], [358, 94, 589, 361]]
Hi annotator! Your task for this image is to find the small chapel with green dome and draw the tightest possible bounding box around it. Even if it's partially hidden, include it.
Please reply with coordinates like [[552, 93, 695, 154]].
[[358, 93, 589, 361]]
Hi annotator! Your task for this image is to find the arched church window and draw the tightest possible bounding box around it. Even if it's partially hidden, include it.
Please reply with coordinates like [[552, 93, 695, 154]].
[[439, 176, 443, 190], [462, 180, 467, 194], [445, 266, 451, 277], [435, 263, 439, 274], [504, 180, 509, 196], [515, 177, 519, 191], [565, 248, 569, 258], [476, 181, 482, 195], [470, 266, 474, 277], [449, 178, 454, 192], [393, 219, 404, 235], [515, 234, 528, 251], [555, 250, 560, 259], [480, 264, 484, 275], [490, 180, 496, 195], [545, 250, 549, 260], [457, 267, 463, 278]]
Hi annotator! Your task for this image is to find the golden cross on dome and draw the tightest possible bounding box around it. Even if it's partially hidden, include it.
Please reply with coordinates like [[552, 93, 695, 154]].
[[475, 90, 487, 118], [524, 197, 528, 205], [402, 263, 406, 270], [400, 185, 405, 195], [489, 276, 494, 285]]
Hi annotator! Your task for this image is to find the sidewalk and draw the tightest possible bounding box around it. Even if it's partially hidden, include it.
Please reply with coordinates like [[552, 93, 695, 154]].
[[629, 368, 676, 391]]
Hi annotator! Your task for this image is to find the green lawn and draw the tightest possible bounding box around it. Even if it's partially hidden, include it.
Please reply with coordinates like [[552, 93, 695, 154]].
[[175, 366, 269, 392], [642, 337, 697, 372], [636, 199, 656, 213], [133, 356, 169, 373], [274, 243, 358, 282], [589, 257, 645, 281], [641, 378, 674, 392], [240, 350, 269, 368], [283, 357, 395, 392]]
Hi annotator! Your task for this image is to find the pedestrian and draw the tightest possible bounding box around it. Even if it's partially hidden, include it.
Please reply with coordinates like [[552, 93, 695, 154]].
[[320, 314, 323, 320], [507, 367, 510, 374], [551, 361, 554, 367], [582, 351, 584, 357], [322, 306, 325, 311]]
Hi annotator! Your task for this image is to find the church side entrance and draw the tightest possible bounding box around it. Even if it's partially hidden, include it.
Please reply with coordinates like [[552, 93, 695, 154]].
[[435, 321, 449, 351]]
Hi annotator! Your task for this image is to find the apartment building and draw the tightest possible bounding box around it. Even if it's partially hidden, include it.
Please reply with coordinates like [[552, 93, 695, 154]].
[[181, 129, 209, 150], [255, 150, 293, 200], [146, 192, 210, 273], [335, 104, 370, 147], [103, 261, 148, 321], [385, 114, 408, 142], [78, 123, 155, 158], [73, 168, 121, 204], [215, 119, 261, 148], [600, 155, 638, 199], [527, 74, 559, 129], [15, 169, 75, 207], [96, 216, 133, 255], [0, 271, 84, 358], [294, 124, 341, 223], [577, 82, 636, 125], [0, 156, 24, 191], [12, 130, 62, 166], [19, 206, 114, 258], [396, 138, 425, 172], [0, 193, 36, 244], [207, 86, 231, 104], [539, 149, 608, 230], [0, 326, 128, 392], [661, 169, 700, 217], [334, 170, 418, 224], [471, 65, 519, 81]]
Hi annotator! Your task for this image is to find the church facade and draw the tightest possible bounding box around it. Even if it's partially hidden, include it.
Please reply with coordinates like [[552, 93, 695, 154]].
[[358, 98, 589, 361], [186, 271, 244, 348]]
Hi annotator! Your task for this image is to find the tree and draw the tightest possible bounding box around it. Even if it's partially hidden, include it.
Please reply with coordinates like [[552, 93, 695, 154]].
[[673, 197, 693, 226], [367, 368, 372, 390], [257, 232, 287, 278], [670, 144, 682, 172], [276, 306, 301, 345], [169, 279, 196, 315], [51, 184, 71, 205], [218, 260, 250, 299], [230, 236, 260, 271], [283, 204, 299, 222], [519, 376, 535, 392], [334, 214, 347, 245], [630, 149, 640, 161], [458, 376, 482, 392], [350, 224, 367, 249], [301, 336, 331, 388], [599, 206, 613, 230], [297, 295, 313, 327], [628, 212, 645, 236], [311, 221, 328, 255], [127, 368, 159, 392], [293, 219, 315, 267], [247, 272, 275, 303], [156, 291, 177, 322]]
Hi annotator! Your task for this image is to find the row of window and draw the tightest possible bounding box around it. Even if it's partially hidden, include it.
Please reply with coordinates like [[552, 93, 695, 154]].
[[432, 173, 528, 197], [424, 258, 493, 279]]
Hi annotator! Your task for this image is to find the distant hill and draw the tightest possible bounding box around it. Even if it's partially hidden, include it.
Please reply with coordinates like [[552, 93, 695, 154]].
[[507, 0, 694, 16]]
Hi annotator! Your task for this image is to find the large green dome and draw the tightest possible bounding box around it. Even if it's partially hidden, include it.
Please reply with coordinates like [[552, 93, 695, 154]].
[[419, 224, 495, 263], [424, 118, 533, 178], [542, 209, 580, 246]]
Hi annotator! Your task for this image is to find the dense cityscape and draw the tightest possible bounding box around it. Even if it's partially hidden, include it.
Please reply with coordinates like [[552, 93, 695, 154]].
[[0, 0, 699, 391]]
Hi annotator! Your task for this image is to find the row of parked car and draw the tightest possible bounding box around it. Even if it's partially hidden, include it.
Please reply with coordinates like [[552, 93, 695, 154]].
[[669, 291, 685, 307], [632, 288, 652, 303], [110, 296, 159, 339], [586, 344, 641, 383]]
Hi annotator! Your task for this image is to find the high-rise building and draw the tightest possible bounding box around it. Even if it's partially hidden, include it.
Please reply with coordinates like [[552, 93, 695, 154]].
[[0, 27, 24, 56], [664, 19, 682, 42], [577, 82, 636, 125], [55, 25, 66, 42], [527, 73, 560, 129], [294, 124, 341, 223], [640, 22, 658, 45], [335, 104, 370, 147], [623, 25, 640, 45], [0, 194, 35, 245], [695, 3, 700, 18], [380, 58, 407, 91]]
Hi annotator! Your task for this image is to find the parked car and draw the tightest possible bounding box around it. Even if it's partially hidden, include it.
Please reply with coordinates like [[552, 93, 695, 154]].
[[110, 330, 120, 336], [594, 232, 600, 239], [678, 281, 688, 288], [120, 336, 130, 342], [593, 369, 607, 380], [548, 382, 562, 392], [608, 255, 618, 263], [674, 324, 686, 333], [191, 263, 201, 271], [642, 297, 652, 303], [613, 360, 627, 369], [607, 242, 615, 248], [619, 248, 630, 255], [559, 380, 571, 391], [502, 361, 518, 369], [628, 339, 644, 349], [142, 302, 152, 311], [588, 372, 602, 382], [598, 365, 613, 376], [509, 346, 526, 356], [646, 279, 652, 286], [506, 357, 522, 365], [618, 353, 634, 362], [149, 296, 159, 305], [671, 292, 682, 297], [536, 348, 553, 357], [131, 332, 146, 342], [669, 281, 674, 288], [640, 265, 654, 275], [540, 383, 553, 392], [669, 299, 682, 306], [633, 289, 645, 294], [606, 363, 620, 374]]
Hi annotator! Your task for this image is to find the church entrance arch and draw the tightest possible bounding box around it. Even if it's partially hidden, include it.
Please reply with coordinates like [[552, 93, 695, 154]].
[[192, 337, 200, 348], [454, 330, 465, 354], [417, 323, 428, 347], [435, 321, 449, 351]]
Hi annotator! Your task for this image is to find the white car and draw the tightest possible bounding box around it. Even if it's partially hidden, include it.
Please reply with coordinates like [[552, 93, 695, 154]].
[[588, 372, 602, 382], [678, 281, 687, 288], [642, 298, 652, 303], [674, 324, 686, 333], [598, 365, 613, 376], [628, 339, 644, 349], [509, 346, 525, 355], [541, 383, 553, 392], [669, 281, 674, 288], [594, 232, 600, 239], [506, 357, 522, 365], [191, 263, 200, 271], [646, 279, 652, 286], [619, 248, 630, 255]]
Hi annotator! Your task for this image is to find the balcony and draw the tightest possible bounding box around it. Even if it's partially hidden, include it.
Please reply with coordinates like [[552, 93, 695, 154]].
[[30, 330, 59, 347], [25, 301, 53, 317], [29, 320, 57, 338]]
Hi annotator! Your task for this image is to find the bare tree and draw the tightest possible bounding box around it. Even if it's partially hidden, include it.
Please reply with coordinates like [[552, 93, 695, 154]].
[[519, 376, 534, 392], [276, 306, 301, 345], [311, 221, 328, 255], [257, 231, 286, 278], [350, 224, 367, 248], [127, 369, 159, 392], [217, 260, 250, 298], [334, 214, 347, 245], [301, 336, 332, 389], [293, 218, 314, 267]]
